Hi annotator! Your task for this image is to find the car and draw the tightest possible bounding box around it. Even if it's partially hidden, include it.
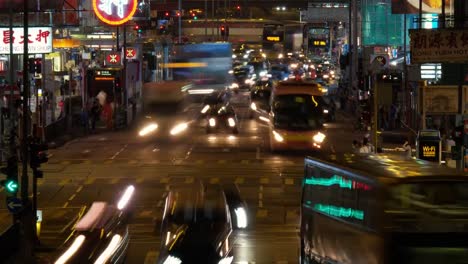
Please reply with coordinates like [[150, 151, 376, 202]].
[[205, 102, 239, 134], [157, 183, 235, 264], [54, 185, 135, 264], [249, 83, 272, 120]]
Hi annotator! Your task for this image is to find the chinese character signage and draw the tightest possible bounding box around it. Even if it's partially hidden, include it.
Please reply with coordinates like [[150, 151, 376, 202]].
[[92, 0, 138, 26], [410, 29, 468, 64], [423, 85, 459, 114], [391, 0, 454, 14], [0, 27, 52, 54]]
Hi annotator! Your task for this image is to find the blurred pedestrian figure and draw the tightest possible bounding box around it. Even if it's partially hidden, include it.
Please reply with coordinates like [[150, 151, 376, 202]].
[[80, 107, 89, 134], [359, 137, 373, 154], [352, 140, 361, 153], [90, 99, 100, 132], [403, 140, 412, 159]]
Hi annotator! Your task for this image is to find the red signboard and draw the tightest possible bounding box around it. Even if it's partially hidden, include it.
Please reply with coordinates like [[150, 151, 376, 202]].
[[125, 47, 137, 59], [106, 52, 121, 66], [92, 0, 138, 26]]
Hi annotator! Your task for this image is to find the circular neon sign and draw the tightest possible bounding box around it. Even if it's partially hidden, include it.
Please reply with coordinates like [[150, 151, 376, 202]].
[[92, 0, 138, 26]]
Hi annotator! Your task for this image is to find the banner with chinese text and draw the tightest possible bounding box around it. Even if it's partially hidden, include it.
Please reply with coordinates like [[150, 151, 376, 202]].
[[410, 29, 468, 64], [0, 27, 53, 54]]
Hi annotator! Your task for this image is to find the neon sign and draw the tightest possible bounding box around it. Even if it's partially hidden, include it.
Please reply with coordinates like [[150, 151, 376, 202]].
[[314, 203, 364, 221], [92, 0, 138, 26], [304, 175, 372, 191]]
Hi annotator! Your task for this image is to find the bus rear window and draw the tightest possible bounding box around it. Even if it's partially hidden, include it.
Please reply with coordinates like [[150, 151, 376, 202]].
[[386, 182, 468, 232]]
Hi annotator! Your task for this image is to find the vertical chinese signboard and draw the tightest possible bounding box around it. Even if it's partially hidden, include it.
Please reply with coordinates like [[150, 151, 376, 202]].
[[409, 29, 468, 64], [0, 27, 53, 54]]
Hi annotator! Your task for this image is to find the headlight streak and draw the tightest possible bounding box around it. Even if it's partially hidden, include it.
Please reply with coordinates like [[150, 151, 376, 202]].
[[323, 109, 329, 114], [272, 130, 284, 142], [117, 185, 135, 210], [228, 118, 236, 127], [234, 207, 248, 228], [313, 132, 326, 143], [55, 235, 86, 264], [218, 256, 234, 264], [209, 118, 217, 127], [259, 116, 270, 123], [163, 255, 182, 264], [138, 123, 158, 136], [250, 102, 257, 111], [201, 104, 210, 114], [170, 123, 189, 135], [94, 234, 122, 264]]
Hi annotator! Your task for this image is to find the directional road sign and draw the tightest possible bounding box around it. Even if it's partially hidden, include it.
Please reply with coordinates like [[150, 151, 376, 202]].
[[6, 196, 23, 214]]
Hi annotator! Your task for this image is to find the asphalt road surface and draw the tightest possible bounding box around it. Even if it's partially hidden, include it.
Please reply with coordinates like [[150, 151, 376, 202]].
[[0, 91, 361, 263]]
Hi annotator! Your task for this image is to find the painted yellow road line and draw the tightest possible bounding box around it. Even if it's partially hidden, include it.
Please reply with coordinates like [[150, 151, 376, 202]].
[[68, 194, 76, 201], [104, 160, 114, 164], [62, 202, 69, 208], [260, 177, 269, 184], [185, 177, 194, 184], [241, 160, 249, 164], [209, 177, 219, 184], [284, 178, 294, 185], [76, 186, 83, 193], [84, 177, 96, 185], [110, 178, 120, 184], [136, 176, 145, 183], [218, 160, 227, 164], [59, 178, 69, 186], [160, 177, 169, 184], [61, 161, 71, 165], [256, 209, 268, 218], [195, 160, 204, 164], [82, 160, 92, 164], [235, 177, 244, 184], [128, 160, 138, 165]]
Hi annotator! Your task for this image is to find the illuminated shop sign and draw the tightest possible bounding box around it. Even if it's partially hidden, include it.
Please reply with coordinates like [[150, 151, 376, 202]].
[[0, 27, 52, 54], [304, 175, 372, 191], [92, 0, 138, 26], [314, 203, 364, 221], [422, 145, 436, 157]]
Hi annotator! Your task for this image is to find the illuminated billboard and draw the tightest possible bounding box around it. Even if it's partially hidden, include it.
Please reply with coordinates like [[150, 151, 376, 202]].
[[391, 0, 454, 14]]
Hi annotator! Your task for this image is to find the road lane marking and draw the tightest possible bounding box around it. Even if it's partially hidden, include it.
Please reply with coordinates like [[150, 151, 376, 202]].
[[241, 160, 249, 164], [128, 160, 138, 165], [195, 160, 204, 164], [284, 178, 294, 185], [60, 161, 71, 165], [84, 177, 96, 185], [256, 209, 268, 218], [260, 178, 269, 184], [83, 160, 92, 164], [235, 177, 244, 184], [68, 194, 76, 201], [76, 186, 83, 193], [185, 177, 194, 184], [159, 177, 169, 184], [218, 160, 227, 164], [139, 210, 152, 217], [110, 178, 120, 184], [144, 251, 159, 264], [104, 160, 114, 164], [62, 202, 69, 208], [110, 144, 128, 160], [59, 178, 69, 186], [136, 176, 145, 183], [209, 177, 219, 184], [37, 179, 44, 186], [258, 185, 264, 208]]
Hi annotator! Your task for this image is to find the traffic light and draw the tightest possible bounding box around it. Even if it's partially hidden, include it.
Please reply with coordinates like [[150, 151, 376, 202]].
[[191, 12, 197, 20], [134, 24, 142, 34], [159, 25, 167, 35], [34, 58, 42, 74], [237, 5, 241, 10], [1, 157, 19, 195], [220, 25, 226, 36], [114, 76, 121, 92], [29, 138, 48, 178]]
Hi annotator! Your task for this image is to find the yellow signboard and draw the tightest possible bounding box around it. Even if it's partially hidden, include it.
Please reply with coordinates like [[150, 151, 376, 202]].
[[422, 145, 436, 158], [266, 36, 280, 42]]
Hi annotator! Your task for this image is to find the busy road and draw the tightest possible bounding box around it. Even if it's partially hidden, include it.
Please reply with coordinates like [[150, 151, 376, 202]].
[[0, 89, 359, 263]]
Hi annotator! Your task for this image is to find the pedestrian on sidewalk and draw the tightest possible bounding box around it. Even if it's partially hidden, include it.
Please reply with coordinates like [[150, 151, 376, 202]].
[[90, 98, 100, 132], [359, 137, 374, 154]]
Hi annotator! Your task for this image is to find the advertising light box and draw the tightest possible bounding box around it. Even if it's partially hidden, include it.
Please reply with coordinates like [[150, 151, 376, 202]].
[[0, 27, 53, 54]]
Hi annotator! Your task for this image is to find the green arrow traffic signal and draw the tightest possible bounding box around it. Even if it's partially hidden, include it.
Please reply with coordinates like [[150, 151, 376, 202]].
[[5, 180, 18, 193]]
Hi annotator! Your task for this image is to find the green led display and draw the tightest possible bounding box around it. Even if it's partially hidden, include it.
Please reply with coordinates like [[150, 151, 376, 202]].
[[304, 175, 352, 189], [314, 203, 364, 221]]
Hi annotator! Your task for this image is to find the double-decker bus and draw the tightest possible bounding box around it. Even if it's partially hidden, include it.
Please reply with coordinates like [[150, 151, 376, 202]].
[[304, 23, 331, 57], [262, 23, 285, 54], [301, 154, 468, 264], [268, 79, 328, 152]]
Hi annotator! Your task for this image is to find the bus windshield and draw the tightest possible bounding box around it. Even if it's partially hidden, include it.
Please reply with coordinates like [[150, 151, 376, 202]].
[[272, 94, 324, 131]]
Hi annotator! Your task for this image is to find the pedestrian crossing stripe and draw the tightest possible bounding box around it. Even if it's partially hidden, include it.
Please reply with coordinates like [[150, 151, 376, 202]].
[[84, 177, 96, 185], [59, 178, 70, 186]]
